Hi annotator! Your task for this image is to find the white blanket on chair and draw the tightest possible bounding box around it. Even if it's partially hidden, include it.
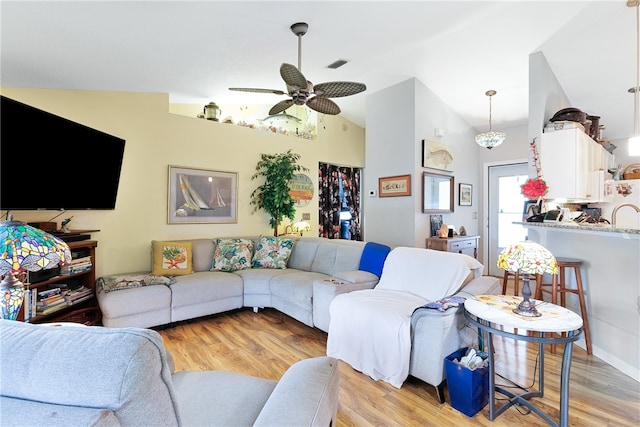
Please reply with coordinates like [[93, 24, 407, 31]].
[[326, 247, 482, 388]]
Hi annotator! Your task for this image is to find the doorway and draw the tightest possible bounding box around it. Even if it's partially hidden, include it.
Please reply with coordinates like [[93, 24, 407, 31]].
[[487, 163, 529, 276], [318, 163, 362, 240]]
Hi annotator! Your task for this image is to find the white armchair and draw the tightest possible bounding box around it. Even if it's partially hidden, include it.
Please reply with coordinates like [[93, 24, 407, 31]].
[[326, 247, 500, 402]]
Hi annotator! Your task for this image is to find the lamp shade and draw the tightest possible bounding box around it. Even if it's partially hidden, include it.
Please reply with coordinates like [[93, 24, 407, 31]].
[[0, 218, 71, 320], [497, 241, 557, 276], [0, 219, 71, 274], [292, 221, 311, 233]]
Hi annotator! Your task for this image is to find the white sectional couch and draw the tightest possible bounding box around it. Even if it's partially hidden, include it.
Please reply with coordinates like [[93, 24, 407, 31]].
[[97, 237, 389, 330]]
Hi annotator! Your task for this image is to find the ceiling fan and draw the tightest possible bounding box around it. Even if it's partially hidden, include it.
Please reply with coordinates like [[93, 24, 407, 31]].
[[229, 22, 366, 116]]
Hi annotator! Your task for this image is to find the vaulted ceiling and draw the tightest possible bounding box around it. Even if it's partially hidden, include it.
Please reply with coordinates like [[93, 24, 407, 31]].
[[1, 1, 634, 140]]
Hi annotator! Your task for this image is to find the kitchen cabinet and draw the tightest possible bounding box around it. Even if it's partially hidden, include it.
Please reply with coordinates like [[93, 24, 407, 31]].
[[540, 128, 613, 202]]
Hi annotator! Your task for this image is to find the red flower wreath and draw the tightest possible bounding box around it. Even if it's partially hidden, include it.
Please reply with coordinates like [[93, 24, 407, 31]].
[[521, 177, 549, 199]]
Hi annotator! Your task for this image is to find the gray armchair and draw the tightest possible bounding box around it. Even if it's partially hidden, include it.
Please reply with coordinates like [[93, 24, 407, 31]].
[[0, 320, 339, 426]]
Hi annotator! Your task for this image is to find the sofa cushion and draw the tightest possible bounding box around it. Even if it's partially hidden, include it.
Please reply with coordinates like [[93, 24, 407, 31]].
[[287, 238, 319, 271], [270, 271, 328, 309], [172, 370, 277, 426], [211, 238, 254, 272], [152, 240, 193, 276], [252, 236, 294, 269]]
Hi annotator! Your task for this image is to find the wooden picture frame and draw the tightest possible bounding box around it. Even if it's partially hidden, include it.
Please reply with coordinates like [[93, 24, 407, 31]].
[[168, 166, 238, 224], [422, 171, 454, 213], [378, 174, 411, 197], [459, 183, 472, 206]]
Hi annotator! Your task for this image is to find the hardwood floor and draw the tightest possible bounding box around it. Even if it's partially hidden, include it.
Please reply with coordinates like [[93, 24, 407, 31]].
[[158, 288, 639, 426]]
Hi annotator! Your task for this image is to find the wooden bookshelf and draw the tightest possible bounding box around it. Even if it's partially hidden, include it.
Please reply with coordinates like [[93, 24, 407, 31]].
[[18, 240, 99, 324]]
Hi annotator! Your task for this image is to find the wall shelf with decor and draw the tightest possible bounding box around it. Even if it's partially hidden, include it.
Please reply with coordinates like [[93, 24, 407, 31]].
[[18, 240, 99, 324]]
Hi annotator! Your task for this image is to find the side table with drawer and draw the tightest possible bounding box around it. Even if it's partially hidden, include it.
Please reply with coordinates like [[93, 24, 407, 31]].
[[425, 235, 480, 259]]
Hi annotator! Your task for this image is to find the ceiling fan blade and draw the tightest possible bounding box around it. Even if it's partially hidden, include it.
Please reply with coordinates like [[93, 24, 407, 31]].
[[269, 99, 295, 115], [313, 82, 367, 98], [280, 63, 308, 89], [229, 87, 286, 95], [307, 97, 341, 115]]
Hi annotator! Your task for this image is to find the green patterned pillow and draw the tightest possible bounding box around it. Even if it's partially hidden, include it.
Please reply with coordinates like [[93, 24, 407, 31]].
[[252, 236, 294, 269], [211, 238, 254, 272]]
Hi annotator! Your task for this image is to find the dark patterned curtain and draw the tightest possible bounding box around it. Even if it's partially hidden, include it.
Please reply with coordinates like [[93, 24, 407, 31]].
[[318, 163, 361, 240]]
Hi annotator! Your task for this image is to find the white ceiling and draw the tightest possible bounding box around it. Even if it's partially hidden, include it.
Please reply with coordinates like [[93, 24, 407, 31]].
[[1, 1, 635, 140]]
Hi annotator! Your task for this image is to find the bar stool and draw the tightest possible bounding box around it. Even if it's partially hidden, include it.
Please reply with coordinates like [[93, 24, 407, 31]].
[[535, 257, 592, 355]]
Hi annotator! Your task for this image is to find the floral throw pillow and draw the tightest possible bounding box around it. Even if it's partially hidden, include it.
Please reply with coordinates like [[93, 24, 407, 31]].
[[211, 238, 254, 272], [151, 241, 193, 276], [252, 236, 294, 269]]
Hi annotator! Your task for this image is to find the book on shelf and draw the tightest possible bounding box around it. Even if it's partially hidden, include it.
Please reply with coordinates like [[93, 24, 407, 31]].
[[23, 288, 32, 322], [64, 287, 93, 303], [70, 256, 92, 265], [61, 263, 92, 275], [37, 287, 61, 299], [38, 294, 64, 306], [67, 294, 93, 306], [37, 300, 69, 316]]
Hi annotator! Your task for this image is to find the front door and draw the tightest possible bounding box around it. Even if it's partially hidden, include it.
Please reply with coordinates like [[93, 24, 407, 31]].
[[487, 163, 529, 277]]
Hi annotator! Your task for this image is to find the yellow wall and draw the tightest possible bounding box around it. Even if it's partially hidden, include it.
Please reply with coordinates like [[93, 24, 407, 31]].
[[1, 88, 365, 276]]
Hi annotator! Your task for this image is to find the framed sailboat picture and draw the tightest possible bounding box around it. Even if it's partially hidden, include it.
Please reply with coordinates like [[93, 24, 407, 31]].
[[168, 166, 238, 224]]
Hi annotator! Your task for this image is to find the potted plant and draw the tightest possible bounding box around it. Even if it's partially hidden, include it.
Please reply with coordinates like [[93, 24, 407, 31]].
[[250, 150, 309, 236]]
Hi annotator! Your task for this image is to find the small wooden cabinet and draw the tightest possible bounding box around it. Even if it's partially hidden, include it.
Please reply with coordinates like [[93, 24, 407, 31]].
[[426, 235, 480, 259], [18, 240, 98, 323]]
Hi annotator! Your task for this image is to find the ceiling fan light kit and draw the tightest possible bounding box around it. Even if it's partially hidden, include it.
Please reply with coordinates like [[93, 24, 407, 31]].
[[476, 89, 506, 149], [229, 22, 366, 116]]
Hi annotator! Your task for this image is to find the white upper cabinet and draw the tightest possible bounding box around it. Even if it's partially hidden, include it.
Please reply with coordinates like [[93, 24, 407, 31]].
[[540, 128, 613, 202]]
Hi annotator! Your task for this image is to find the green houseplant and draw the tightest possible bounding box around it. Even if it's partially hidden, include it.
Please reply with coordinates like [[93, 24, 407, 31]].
[[250, 150, 309, 236]]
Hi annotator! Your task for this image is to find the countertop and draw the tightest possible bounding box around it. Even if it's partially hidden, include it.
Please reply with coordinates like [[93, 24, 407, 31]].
[[514, 221, 640, 236]]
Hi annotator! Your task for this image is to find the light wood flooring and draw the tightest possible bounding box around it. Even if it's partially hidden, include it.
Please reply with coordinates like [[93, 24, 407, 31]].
[[158, 279, 639, 426]]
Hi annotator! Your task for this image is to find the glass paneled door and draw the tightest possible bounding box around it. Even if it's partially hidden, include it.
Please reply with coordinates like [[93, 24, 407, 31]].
[[487, 163, 529, 277]]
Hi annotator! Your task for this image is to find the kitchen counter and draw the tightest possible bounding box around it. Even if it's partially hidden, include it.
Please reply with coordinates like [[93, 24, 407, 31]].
[[516, 221, 640, 383], [514, 221, 640, 237]]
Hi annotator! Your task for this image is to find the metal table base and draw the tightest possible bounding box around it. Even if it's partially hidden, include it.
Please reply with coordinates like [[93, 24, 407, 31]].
[[464, 310, 582, 427]]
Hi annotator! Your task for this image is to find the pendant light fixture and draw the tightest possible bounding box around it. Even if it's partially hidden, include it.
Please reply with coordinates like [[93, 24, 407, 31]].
[[629, 0, 640, 156], [475, 90, 506, 149]]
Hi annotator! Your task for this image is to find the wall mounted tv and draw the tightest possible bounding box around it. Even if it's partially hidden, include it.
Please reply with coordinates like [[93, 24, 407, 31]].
[[1, 96, 126, 211]]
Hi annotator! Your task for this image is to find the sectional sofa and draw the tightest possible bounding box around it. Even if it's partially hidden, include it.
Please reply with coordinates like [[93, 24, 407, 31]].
[[97, 236, 390, 330]]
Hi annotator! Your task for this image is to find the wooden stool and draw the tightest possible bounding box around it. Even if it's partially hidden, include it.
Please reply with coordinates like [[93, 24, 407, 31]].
[[535, 257, 592, 355]]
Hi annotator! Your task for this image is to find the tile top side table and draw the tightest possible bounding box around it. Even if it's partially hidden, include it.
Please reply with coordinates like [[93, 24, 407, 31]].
[[464, 295, 583, 427]]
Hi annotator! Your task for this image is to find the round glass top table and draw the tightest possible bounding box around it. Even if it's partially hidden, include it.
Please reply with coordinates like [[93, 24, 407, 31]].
[[464, 295, 583, 427]]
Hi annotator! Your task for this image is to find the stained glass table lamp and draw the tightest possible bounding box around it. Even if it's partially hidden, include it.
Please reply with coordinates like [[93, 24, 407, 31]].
[[497, 241, 557, 317], [0, 215, 71, 320]]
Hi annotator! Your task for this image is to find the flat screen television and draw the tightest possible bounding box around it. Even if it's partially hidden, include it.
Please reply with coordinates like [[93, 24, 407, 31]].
[[1, 96, 126, 211]]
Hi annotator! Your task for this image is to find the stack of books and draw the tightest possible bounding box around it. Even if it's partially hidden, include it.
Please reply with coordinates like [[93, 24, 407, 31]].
[[61, 256, 92, 275], [36, 287, 68, 316], [64, 286, 93, 305]]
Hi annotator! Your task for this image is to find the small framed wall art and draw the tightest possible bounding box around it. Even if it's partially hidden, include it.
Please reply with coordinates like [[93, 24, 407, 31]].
[[422, 139, 454, 171], [168, 166, 238, 224], [459, 183, 472, 206], [379, 174, 411, 197]]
